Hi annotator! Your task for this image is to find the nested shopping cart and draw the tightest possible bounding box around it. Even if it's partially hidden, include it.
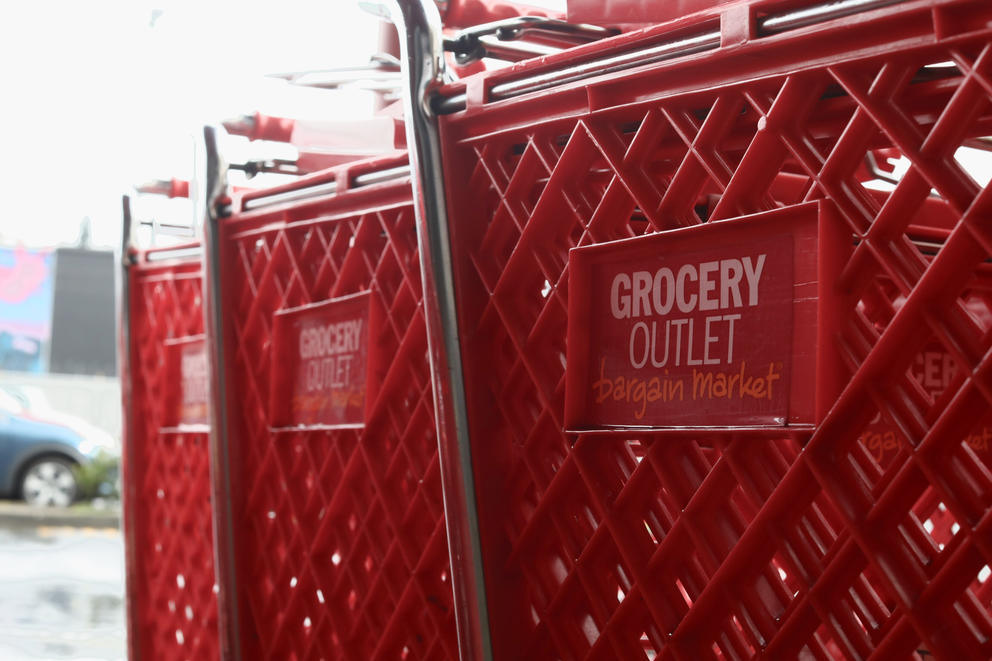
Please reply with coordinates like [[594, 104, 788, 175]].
[[119, 112, 411, 660], [119, 5, 605, 659], [194, 8, 615, 658], [381, 0, 992, 658], [201, 131, 466, 659], [120, 185, 220, 660], [121, 109, 433, 660]]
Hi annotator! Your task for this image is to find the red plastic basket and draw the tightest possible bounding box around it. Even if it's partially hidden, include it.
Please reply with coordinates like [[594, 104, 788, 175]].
[[441, 0, 563, 29], [425, 0, 992, 657], [566, 0, 767, 26], [121, 243, 219, 660], [207, 153, 459, 659]]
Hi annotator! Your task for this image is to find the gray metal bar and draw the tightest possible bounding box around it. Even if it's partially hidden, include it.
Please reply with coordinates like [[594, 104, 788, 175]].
[[241, 165, 411, 212], [445, 16, 616, 64], [228, 158, 302, 178], [362, 1, 494, 659], [143, 246, 204, 262], [759, 0, 905, 34], [354, 164, 412, 187], [242, 180, 339, 211], [489, 29, 719, 101], [434, 0, 909, 114], [137, 220, 197, 238], [449, 15, 616, 45], [121, 197, 135, 265], [473, 35, 558, 61], [199, 125, 242, 661], [117, 195, 141, 661]]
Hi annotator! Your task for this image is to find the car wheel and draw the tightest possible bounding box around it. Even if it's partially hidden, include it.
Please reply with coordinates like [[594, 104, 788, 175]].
[[20, 457, 78, 508]]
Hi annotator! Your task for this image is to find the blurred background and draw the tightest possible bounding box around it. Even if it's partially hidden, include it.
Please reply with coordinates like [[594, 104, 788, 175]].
[[3, 1, 987, 660], [0, 1, 389, 658]]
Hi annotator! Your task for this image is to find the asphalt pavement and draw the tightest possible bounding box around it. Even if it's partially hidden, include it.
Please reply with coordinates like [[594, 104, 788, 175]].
[[0, 504, 124, 660]]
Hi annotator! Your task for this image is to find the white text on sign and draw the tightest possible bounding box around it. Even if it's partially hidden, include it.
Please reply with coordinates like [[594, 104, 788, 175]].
[[299, 319, 363, 393], [609, 255, 766, 369]]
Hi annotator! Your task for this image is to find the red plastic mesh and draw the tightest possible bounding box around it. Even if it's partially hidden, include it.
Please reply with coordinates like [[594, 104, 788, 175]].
[[214, 161, 458, 659], [125, 256, 219, 660], [437, 1, 992, 658]]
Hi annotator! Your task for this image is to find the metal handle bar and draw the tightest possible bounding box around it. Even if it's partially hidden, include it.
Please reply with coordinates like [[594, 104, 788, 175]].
[[142, 244, 204, 263], [435, 0, 906, 113], [360, 1, 494, 659], [221, 113, 295, 143], [135, 178, 190, 199], [228, 158, 302, 178], [199, 125, 242, 661], [131, 179, 197, 245], [240, 165, 410, 212], [445, 16, 618, 64], [137, 220, 197, 238]]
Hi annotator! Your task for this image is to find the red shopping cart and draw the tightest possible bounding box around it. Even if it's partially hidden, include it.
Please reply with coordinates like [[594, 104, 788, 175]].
[[201, 129, 461, 659], [387, 0, 992, 657], [120, 188, 220, 661]]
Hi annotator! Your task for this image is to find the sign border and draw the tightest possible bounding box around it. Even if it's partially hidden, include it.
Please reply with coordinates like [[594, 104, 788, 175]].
[[268, 290, 382, 432], [564, 201, 847, 432]]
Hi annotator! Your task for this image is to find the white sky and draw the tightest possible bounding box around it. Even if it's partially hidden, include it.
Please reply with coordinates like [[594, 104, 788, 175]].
[[0, 1, 382, 250], [6, 0, 983, 252]]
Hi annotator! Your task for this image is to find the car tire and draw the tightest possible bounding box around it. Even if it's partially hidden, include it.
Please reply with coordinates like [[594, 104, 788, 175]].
[[20, 456, 78, 508]]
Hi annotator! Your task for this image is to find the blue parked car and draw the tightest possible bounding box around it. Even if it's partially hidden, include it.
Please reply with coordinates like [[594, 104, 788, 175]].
[[0, 386, 116, 507]]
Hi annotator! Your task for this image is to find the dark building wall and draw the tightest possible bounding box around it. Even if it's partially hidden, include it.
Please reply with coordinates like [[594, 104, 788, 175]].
[[49, 248, 116, 376]]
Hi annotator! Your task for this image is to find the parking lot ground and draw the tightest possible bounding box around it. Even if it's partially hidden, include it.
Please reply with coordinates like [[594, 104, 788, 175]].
[[0, 507, 124, 660]]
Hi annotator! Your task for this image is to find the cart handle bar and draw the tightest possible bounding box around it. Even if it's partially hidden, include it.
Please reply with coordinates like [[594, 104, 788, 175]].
[[434, 0, 905, 113]]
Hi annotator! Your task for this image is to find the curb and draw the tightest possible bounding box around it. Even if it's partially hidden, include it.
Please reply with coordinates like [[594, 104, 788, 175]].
[[0, 502, 119, 529]]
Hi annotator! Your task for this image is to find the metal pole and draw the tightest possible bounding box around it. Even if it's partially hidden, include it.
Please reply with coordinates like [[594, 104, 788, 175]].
[[199, 125, 242, 661], [117, 194, 142, 661], [362, 1, 493, 658]]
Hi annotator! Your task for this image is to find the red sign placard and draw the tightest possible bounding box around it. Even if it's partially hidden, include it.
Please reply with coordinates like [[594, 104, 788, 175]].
[[161, 335, 209, 429], [269, 292, 379, 429], [565, 203, 841, 431]]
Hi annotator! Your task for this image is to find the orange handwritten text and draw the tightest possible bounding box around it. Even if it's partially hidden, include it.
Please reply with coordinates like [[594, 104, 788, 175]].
[[691, 361, 781, 401], [291, 388, 365, 416], [865, 426, 992, 463], [591, 358, 685, 420]]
